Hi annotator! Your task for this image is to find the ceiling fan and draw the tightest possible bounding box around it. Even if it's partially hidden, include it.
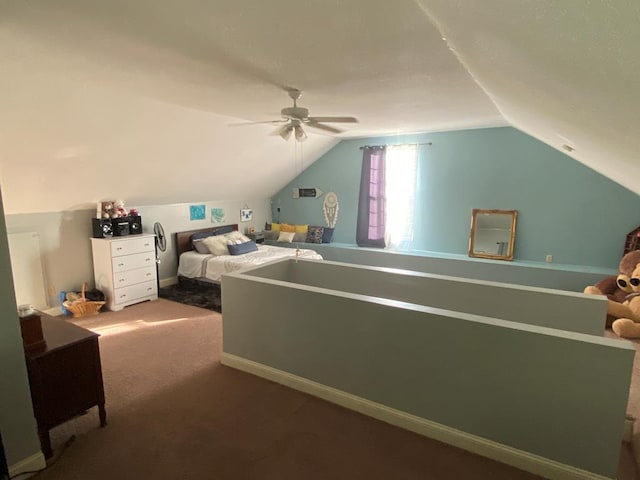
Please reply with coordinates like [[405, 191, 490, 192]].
[[232, 88, 358, 142]]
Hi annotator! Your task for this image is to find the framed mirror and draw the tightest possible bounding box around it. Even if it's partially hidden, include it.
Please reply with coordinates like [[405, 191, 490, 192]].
[[468, 209, 518, 261]]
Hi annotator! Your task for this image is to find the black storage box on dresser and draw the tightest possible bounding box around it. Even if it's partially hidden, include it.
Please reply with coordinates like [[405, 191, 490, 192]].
[[92, 218, 113, 238], [92, 215, 142, 238], [112, 217, 130, 236]]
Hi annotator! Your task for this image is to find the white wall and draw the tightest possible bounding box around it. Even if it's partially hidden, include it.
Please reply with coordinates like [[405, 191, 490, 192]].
[[134, 199, 271, 282], [0, 189, 42, 468], [4, 198, 271, 307]]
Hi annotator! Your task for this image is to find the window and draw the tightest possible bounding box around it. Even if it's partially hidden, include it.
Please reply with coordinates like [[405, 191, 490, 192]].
[[356, 145, 417, 249], [385, 146, 417, 249]]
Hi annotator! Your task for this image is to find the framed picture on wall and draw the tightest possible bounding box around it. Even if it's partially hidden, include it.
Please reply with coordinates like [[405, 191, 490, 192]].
[[211, 208, 226, 224], [240, 208, 253, 222], [189, 204, 206, 221]]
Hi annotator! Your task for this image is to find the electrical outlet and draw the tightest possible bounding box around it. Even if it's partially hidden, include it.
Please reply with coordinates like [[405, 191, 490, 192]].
[[545, 255, 553, 263], [47, 285, 56, 296]]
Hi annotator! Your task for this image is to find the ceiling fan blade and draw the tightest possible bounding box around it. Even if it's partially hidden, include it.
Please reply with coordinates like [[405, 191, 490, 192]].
[[306, 116, 359, 124], [305, 121, 343, 134], [228, 120, 286, 127]]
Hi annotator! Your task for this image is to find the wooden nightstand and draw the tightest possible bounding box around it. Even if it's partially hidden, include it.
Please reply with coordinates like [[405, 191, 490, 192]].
[[247, 232, 265, 244], [25, 315, 106, 458]]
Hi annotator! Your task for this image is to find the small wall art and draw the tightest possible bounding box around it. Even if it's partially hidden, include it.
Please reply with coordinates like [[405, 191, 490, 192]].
[[211, 208, 226, 224], [189, 204, 206, 221], [240, 208, 253, 222], [323, 192, 339, 228]]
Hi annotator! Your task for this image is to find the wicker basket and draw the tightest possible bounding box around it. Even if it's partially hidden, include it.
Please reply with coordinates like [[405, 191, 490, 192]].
[[63, 283, 105, 318]]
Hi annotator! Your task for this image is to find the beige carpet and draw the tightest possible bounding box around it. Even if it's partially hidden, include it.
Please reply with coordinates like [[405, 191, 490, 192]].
[[31, 299, 630, 480]]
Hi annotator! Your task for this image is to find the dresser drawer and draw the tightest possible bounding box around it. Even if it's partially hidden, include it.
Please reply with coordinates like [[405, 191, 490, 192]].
[[113, 280, 157, 305], [113, 266, 156, 287], [112, 251, 155, 272], [110, 237, 155, 257]]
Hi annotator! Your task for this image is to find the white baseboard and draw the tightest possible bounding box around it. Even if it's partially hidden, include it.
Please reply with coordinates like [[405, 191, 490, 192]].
[[9, 451, 46, 478], [159, 276, 178, 288], [221, 353, 613, 480]]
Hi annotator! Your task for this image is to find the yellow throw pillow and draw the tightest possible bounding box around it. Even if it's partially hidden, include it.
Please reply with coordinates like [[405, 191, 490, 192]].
[[271, 223, 281, 232], [295, 224, 309, 234], [280, 223, 296, 233]]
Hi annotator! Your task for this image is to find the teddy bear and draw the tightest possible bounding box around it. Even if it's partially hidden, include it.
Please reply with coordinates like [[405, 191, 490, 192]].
[[584, 250, 640, 327], [114, 199, 128, 218], [611, 262, 640, 338], [101, 201, 116, 219]]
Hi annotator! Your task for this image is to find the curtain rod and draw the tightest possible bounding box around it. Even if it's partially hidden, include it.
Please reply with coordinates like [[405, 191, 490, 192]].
[[359, 142, 432, 150]]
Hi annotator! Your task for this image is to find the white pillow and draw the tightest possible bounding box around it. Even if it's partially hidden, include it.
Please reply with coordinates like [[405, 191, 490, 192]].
[[277, 231, 295, 243], [202, 235, 230, 256], [224, 231, 251, 243]]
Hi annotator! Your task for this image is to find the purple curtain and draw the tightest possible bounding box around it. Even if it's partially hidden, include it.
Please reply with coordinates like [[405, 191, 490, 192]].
[[356, 147, 387, 248]]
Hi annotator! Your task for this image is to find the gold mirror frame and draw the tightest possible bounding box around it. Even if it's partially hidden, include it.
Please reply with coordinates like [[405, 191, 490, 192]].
[[468, 209, 518, 261]]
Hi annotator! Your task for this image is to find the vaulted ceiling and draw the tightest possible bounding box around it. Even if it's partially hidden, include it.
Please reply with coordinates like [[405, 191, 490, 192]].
[[0, 0, 637, 214]]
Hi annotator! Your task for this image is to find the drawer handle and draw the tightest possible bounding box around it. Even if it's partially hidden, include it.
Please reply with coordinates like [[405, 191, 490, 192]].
[[118, 263, 124, 267], [145, 258, 151, 262], [119, 279, 125, 282], [116, 247, 123, 251], [120, 294, 127, 299], [147, 287, 153, 291], [146, 273, 151, 276], [144, 243, 150, 247]]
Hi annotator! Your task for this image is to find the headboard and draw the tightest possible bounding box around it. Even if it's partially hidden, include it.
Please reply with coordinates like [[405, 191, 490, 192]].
[[175, 224, 239, 257]]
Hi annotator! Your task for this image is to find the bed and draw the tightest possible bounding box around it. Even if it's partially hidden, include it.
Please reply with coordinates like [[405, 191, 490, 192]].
[[175, 224, 323, 284]]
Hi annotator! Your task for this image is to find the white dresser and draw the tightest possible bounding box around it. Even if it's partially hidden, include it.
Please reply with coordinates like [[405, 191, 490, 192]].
[[90, 234, 158, 311]]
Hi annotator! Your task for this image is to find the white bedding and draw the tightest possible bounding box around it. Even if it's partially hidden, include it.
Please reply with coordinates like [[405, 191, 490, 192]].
[[178, 244, 323, 282]]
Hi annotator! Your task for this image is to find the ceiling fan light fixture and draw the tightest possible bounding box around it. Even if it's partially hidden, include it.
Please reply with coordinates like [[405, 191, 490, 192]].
[[294, 125, 307, 142], [280, 126, 293, 141]]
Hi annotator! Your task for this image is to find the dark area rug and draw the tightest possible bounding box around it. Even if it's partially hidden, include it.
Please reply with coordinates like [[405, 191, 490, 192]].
[[158, 278, 221, 312]]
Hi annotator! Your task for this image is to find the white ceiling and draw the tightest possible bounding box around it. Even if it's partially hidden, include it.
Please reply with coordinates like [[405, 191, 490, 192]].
[[0, 0, 637, 214]]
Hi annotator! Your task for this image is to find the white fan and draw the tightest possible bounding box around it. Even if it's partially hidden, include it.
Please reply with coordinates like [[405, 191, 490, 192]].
[[231, 88, 358, 141]]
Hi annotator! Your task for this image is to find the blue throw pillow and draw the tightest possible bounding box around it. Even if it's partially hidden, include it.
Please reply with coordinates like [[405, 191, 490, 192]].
[[215, 225, 236, 235], [191, 231, 215, 241], [227, 240, 258, 255], [322, 227, 334, 243]]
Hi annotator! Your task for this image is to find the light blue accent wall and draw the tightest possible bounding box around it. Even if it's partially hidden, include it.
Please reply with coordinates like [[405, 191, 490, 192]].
[[272, 127, 640, 269]]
